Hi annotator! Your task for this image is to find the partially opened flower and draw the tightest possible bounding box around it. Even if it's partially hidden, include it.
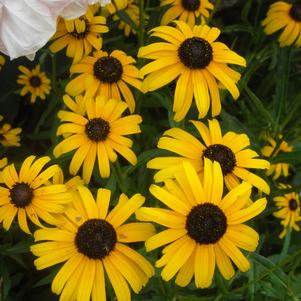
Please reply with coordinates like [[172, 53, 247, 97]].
[[17, 65, 51, 103], [138, 21, 246, 121], [137, 159, 267, 288], [0, 116, 22, 147], [104, 0, 140, 36], [31, 186, 155, 301], [66, 50, 142, 112], [262, 136, 293, 180], [53, 95, 142, 183], [262, 1, 301, 47], [62, 94, 87, 115], [0, 54, 5, 70], [274, 184, 301, 239], [0, 156, 72, 234], [160, 0, 214, 27], [148, 119, 270, 193], [49, 7, 108, 63]]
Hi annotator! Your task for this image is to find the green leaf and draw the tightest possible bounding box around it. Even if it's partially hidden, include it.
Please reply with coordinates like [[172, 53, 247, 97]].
[[116, 10, 138, 32], [270, 151, 301, 164], [251, 253, 288, 289], [240, 81, 275, 126]]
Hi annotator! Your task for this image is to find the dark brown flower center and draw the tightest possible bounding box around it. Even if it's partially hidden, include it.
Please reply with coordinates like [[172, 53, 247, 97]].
[[181, 0, 200, 11], [75, 219, 117, 259], [10, 183, 33, 208], [69, 17, 90, 39], [203, 144, 236, 175], [289, 198, 298, 211], [178, 37, 213, 69], [85, 117, 110, 142], [186, 203, 227, 244], [29, 76, 41, 87], [93, 56, 123, 83], [290, 3, 301, 22]]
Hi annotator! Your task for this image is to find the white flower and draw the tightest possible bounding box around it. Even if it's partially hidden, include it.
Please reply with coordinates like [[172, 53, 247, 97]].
[[0, 0, 111, 60]]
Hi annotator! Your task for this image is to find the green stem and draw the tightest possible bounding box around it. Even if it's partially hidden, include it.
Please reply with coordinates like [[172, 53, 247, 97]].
[[280, 228, 291, 261], [139, 0, 145, 47], [51, 54, 57, 93], [112, 161, 127, 193], [275, 46, 291, 134]]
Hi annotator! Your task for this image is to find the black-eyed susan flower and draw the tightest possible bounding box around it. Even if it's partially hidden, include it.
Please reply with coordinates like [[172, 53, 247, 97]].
[[0, 156, 72, 234], [137, 159, 267, 288], [262, 136, 293, 180], [160, 0, 214, 27], [0, 116, 22, 147], [138, 21, 246, 121], [148, 119, 270, 193], [66, 50, 142, 113], [49, 7, 108, 63], [53, 95, 142, 183], [0, 54, 5, 70], [274, 184, 301, 238], [104, 0, 140, 36], [17, 65, 51, 103], [262, 1, 301, 47], [31, 186, 155, 301]]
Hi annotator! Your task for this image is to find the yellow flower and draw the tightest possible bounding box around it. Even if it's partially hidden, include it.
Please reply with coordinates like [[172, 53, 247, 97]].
[[104, 0, 140, 36], [0, 116, 22, 147], [66, 50, 142, 113], [138, 21, 246, 121], [148, 119, 270, 193], [262, 136, 293, 180], [53, 95, 142, 183], [262, 1, 301, 47], [160, 0, 214, 27], [0, 54, 5, 71], [0, 156, 72, 234], [274, 184, 301, 239], [49, 7, 108, 63], [17, 65, 51, 103], [137, 160, 267, 288], [31, 186, 155, 301]]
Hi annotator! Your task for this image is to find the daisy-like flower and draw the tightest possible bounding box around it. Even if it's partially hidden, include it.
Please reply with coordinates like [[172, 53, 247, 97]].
[[0, 115, 22, 147], [53, 95, 142, 183], [262, 136, 293, 180], [0, 54, 5, 71], [137, 160, 267, 288], [49, 7, 109, 63], [66, 50, 142, 112], [0, 156, 72, 234], [17, 65, 51, 103], [148, 119, 270, 193], [138, 21, 246, 121], [274, 184, 301, 239], [160, 0, 214, 27], [262, 1, 301, 47], [31, 186, 155, 301]]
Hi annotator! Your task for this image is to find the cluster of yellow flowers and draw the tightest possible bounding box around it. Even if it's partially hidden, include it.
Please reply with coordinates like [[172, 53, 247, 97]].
[[0, 1, 301, 300]]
